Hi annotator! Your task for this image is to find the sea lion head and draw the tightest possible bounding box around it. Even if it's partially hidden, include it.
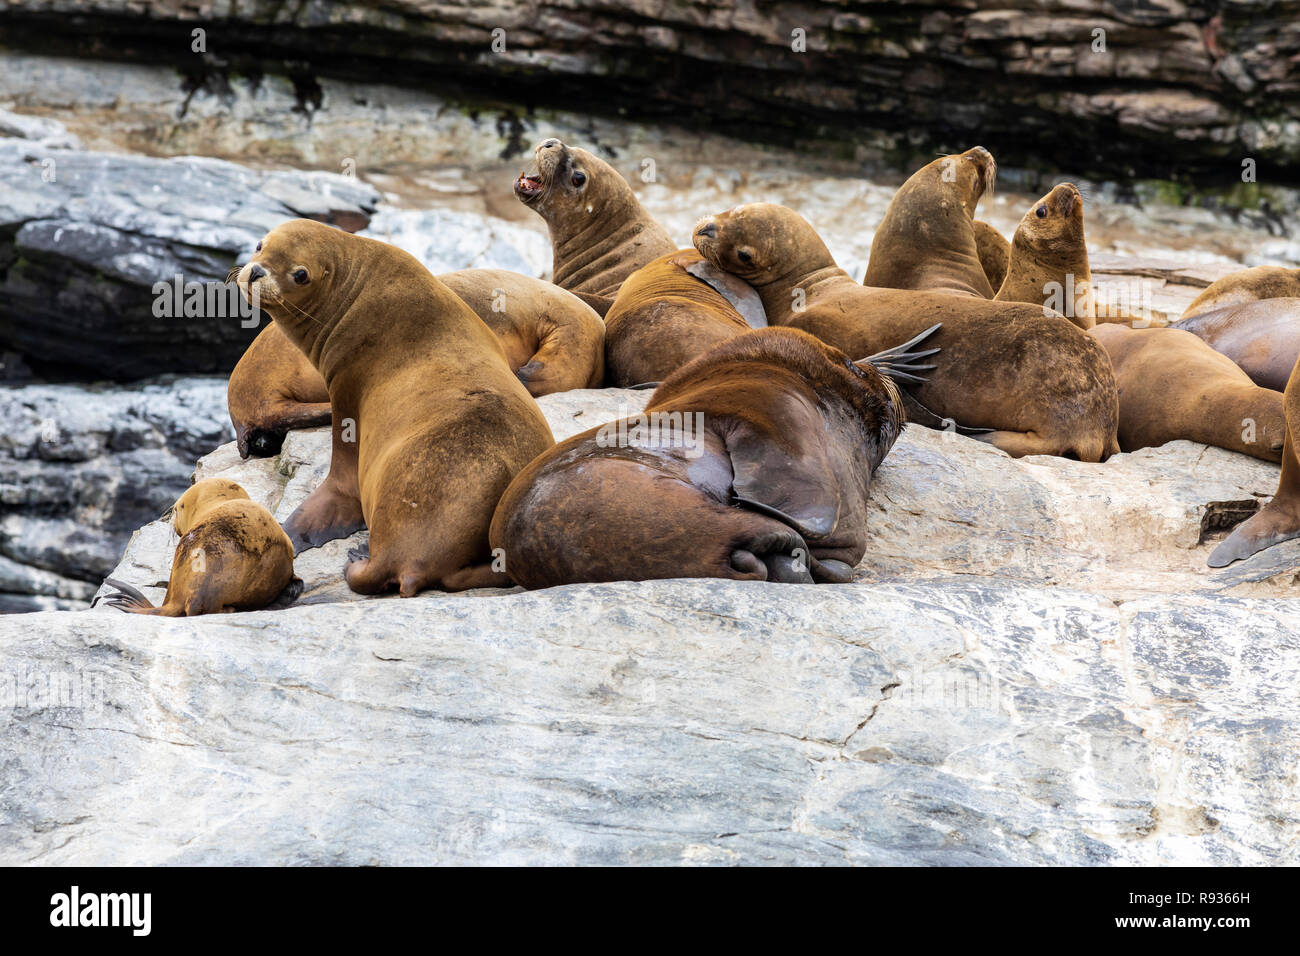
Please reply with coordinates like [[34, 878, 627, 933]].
[[237, 219, 349, 352], [913, 145, 996, 218], [173, 478, 251, 535], [693, 203, 835, 288], [1013, 183, 1085, 260], [514, 139, 636, 234]]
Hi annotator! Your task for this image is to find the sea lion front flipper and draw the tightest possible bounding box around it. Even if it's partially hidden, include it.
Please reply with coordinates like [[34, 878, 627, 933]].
[[1207, 507, 1300, 568], [284, 482, 366, 554], [901, 393, 996, 436], [858, 323, 941, 384], [724, 405, 840, 539], [684, 260, 768, 329]]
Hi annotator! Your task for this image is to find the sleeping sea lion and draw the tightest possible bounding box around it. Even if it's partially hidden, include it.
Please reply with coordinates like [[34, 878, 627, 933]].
[[1182, 266, 1300, 320], [98, 478, 299, 616], [491, 325, 938, 589], [694, 202, 1120, 460], [236, 219, 554, 596]]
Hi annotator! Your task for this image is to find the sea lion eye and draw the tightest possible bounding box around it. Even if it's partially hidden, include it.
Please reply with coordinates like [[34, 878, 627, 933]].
[[1035, 206, 1047, 219], [737, 249, 753, 264], [571, 171, 586, 187], [292, 268, 309, 285]]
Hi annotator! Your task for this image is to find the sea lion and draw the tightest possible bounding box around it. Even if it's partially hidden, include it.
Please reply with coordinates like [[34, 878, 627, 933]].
[[491, 325, 937, 589], [97, 478, 299, 616], [863, 146, 997, 297], [1090, 324, 1285, 463], [602, 249, 766, 387], [994, 183, 1095, 330], [972, 219, 1010, 295], [1182, 266, 1300, 320], [514, 138, 676, 304], [227, 268, 602, 458], [1209, 354, 1300, 567], [1171, 299, 1300, 392], [694, 202, 1120, 460], [237, 219, 554, 596]]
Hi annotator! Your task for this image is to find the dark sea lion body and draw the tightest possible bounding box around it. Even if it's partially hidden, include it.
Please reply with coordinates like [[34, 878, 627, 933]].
[[1172, 299, 1300, 392], [694, 202, 1119, 461], [602, 249, 760, 386], [237, 219, 554, 596], [1209, 354, 1300, 567], [1090, 324, 1285, 462], [100, 478, 297, 616], [491, 327, 906, 589]]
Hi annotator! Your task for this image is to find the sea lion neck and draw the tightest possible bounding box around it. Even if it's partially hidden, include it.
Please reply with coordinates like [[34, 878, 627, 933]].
[[553, 215, 655, 294], [754, 264, 850, 321]]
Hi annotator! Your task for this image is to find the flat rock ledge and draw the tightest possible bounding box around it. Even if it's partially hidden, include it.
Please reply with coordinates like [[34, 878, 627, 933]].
[[3, 388, 1298, 865]]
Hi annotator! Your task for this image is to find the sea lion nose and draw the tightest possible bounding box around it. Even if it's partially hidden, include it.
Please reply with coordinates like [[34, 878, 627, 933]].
[[696, 222, 717, 239], [540, 138, 560, 149], [249, 264, 266, 281]]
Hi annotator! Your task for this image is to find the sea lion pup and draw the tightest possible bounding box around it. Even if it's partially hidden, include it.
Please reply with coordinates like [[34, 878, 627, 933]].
[[1209, 355, 1300, 567], [98, 478, 299, 616], [863, 146, 998, 297], [602, 249, 766, 387], [972, 219, 1010, 294], [1182, 265, 1300, 320], [236, 219, 554, 596], [491, 326, 938, 589], [693, 202, 1120, 460], [514, 138, 676, 308], [227, 269, 602, 458], [1172, 299, 1300, 392], [1090, 324, 1286, 463], [994, 183, 1095, 330]]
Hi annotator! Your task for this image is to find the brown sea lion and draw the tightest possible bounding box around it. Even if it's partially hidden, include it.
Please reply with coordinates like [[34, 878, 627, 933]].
[[602, 249, 767, 387], [98, 478, 299, 616], [1182, 266, 1300, 320], [694, 202, 1120, 460], [1172, 299, 1300, 392], [515, 138, 677, 307], [863, 146, 997, 297], [227, 268, 602, 458], [972, 219, 1010, 295], [236, 219, 554, 596], [1090, 324, 1285, 463], [1209, 355, 1300, 567], [491, 325, 938, 589], [994, 183, 1095, 330]]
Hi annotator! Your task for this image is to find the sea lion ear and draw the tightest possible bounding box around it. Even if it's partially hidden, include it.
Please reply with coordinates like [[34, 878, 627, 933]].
[[572, 292, 615, 319], [684, 259, 768, 329], [724, 400, 840, 539]]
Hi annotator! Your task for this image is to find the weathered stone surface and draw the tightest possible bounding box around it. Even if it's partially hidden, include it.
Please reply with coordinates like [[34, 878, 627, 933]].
[[0, 109, 380, 380], [2, 1, 1299, 182]]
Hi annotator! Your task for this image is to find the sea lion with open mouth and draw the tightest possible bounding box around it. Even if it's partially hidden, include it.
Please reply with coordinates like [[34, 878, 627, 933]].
[[490, 325, 939, 589], [694, 202, 1120, 460], [863, 146, 999, 298], [97, 478, 299, 616], [515, 138, 676, 310], [236, 219, 554, 596], [227, 267, 603, 457]]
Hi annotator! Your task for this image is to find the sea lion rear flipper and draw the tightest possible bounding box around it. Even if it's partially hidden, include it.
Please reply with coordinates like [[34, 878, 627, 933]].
[[725, 408, 840, 539], [97, 577, 156, 613], [858, 323, 941, 384], [284, 483, 366, 554], [901, 393, 996, 436], [573, 292, 616, 319], [684, 260, 768, 329], [1207, 508, 1300, 568]]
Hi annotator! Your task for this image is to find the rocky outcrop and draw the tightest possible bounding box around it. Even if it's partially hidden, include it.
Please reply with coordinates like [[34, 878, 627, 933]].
[[2, 389, 1297, 865], [0, 111, 380, 380], [3, 1, 1299, 182]]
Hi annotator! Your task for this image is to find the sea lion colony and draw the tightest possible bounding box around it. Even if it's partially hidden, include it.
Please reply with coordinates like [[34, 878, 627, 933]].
[[100, 139, 1300, 612]]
